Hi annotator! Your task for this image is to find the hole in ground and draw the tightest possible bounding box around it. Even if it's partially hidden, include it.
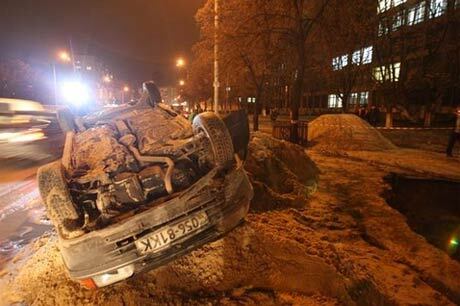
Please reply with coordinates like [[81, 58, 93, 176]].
[[384, 173, 460, 261]]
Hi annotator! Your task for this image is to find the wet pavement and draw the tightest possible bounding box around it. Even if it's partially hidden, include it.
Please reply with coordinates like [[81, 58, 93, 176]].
[[0, 162, 53, 271]]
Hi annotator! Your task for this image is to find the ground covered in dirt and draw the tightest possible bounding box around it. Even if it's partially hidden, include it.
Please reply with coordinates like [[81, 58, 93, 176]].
[[2, 115, 460, 305]]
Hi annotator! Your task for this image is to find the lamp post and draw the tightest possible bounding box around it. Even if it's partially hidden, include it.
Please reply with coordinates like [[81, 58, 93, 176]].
[[53, 50, 72, 104], [213, 0, 220, 113], [176, 58, 185, 68], [122, 86, 130, 104]]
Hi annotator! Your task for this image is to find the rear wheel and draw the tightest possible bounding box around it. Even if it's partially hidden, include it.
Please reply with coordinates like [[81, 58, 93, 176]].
[[193, 112, 234, 167]]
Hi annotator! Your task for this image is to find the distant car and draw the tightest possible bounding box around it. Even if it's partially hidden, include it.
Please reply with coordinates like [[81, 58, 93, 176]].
[[38, 81, 253, 288], [0, 98, 50, 127], [0, 98, 56, 161]]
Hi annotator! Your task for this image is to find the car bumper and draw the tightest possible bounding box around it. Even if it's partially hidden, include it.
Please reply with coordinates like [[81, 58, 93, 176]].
[[58, 166, 253, 287]]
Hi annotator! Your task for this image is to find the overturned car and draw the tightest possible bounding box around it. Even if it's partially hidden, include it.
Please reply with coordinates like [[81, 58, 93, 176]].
[[38, 82, 253, 288]]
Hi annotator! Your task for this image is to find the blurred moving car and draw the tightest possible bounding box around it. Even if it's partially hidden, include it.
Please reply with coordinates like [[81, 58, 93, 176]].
[[0, 98, 54, 126], [0, 98, 58, 161], [37, 81, 253, 288]]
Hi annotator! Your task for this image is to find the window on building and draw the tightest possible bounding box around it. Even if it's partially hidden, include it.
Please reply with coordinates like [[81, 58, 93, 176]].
[[429, 0, 447, 18], [378, 0, 407, 13], [349, 93, 359, 105], [378, 0, 389, 13], [328, 94, 342, 108], [332, 56, 340, 70], [394, 0, 407, 6], [362, 46, 373, 64], [373, 62, 401, 82], [360, 92, 369, 105], [341, 55, 349, 67], [392, 10, 405, 30], [247, 97, 256, 103], [378, 19, 390, 36], [407, 1, 426, 25], [352, 50, 361, 65], [393, 62, 401, 81], [374, 66, 384, 81], [332, 55, 349, 70]]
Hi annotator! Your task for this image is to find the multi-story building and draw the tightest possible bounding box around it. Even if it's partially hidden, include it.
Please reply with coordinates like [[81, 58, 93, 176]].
[[299, 0, 460, 122]]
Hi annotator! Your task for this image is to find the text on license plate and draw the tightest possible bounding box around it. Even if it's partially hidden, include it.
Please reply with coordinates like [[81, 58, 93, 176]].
[[135, 211, 209, 255]]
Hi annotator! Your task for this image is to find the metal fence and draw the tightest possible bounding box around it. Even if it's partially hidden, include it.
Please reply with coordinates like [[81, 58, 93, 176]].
[[272, 121, 309, 145]]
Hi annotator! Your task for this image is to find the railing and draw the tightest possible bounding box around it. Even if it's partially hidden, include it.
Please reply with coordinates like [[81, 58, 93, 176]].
[[272, 121, 309, 145]]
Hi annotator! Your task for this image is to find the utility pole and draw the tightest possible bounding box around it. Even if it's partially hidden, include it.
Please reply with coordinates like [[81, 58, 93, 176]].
[[213, 0, 220, 113], [52, 63, 57, 105], [69, 38, 76, 73]]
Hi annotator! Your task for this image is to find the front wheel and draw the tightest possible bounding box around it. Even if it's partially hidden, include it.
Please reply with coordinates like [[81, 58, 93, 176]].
[[193, 112, 234, 167]]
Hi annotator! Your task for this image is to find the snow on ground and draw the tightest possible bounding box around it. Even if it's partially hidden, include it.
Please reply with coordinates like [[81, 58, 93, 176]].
[[2, 115, 460, 305]]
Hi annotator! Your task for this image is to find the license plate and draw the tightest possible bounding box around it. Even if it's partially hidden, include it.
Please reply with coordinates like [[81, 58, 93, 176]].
[[135, 211, 209, 255]]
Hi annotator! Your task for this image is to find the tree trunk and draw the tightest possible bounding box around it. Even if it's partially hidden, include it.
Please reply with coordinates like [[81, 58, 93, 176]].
[[385, 106, 393, 128], [290, 49, 305, 143], [253, 88, 263, 132], [424, 110, 432, 127], [253, 106, 259, 132], [342, 93, 350, 113]]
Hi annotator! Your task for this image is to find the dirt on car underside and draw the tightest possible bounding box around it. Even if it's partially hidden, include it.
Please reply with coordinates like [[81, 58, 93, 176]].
[[48, 104, 219, 235]]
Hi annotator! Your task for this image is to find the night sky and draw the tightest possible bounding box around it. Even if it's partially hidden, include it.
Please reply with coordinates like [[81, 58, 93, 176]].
[[0, 0, 204, 85]]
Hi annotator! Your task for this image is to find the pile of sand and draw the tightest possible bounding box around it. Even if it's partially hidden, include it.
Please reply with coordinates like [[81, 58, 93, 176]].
[[308, 114, 396, 152], [245, 132, 319, 211]]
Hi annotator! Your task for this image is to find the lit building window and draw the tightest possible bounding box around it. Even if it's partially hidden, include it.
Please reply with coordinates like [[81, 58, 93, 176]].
[[341, 55, 349, 67], [373, 62, 401, 82], [393, 0, 406, 6], [362, 46, 373, 64], [378, 20, 390, 36], [393, 62, 401, 81], [332, 55, 348, 70], [332, 57, 340, 70], [429, 0, 447, 18], [392, 10, 405, 30], [349, 93, 359, 105], [247, 97, 256, 103], [328, 94, 342, 108], [407, 1, 426, 25], [378, 0, 407, 13], [378, 0, 391, 13], [352, 51, 361, 65], [351, 46, 373, 65], [360, 92, 369, 105]]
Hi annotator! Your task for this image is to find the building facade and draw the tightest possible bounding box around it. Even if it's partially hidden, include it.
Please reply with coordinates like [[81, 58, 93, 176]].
[[299, 0, 460, 120]]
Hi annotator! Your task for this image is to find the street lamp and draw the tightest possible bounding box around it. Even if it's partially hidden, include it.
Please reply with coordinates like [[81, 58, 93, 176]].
[[103, 75, 111, 83], [58, 51, 71, 63], [176, 58, 185, 68], [53, 50, 72, 104], [179, 80, 185, 86], [122, 86, 130, 104]]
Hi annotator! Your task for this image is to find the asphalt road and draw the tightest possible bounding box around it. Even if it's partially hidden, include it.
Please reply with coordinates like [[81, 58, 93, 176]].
[[0, 159, 56, 271]]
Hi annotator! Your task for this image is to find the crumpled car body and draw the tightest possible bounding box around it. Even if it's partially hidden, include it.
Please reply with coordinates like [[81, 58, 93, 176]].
[[37, 82, 253, 288]]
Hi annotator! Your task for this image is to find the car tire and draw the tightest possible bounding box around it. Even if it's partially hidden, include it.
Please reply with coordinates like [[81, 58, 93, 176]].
[[56, 107, 76, 133], [193, 112, 234, 167], [37, 161, 83, 236]]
